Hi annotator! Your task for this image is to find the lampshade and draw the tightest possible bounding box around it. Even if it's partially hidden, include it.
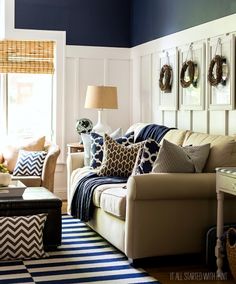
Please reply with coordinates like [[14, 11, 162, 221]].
[[85, 86, 118, 109]]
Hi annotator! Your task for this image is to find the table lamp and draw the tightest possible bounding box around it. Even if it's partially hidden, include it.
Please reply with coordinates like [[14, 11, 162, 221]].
[[84, 85, 118, 135]]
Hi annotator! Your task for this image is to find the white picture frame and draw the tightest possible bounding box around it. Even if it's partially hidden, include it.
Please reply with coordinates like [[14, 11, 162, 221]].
[[207, 34, 235, 110], [179, 41, 205, 110], [158, 47, 178, 110]]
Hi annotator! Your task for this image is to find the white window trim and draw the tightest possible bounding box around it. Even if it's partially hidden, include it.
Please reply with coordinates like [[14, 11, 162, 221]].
[[2, 0, 66, 164]]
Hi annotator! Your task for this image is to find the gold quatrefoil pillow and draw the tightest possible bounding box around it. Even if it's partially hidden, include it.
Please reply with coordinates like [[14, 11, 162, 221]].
[[97, 134, 143, 177]]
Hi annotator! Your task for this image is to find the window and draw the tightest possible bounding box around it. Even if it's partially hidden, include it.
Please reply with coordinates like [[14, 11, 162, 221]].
[[0, 40, 55, 140], [6, 73, 53, 139]]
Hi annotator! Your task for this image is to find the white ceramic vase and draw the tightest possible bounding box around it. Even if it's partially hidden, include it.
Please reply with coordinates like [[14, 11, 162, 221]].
[[0, 173, 11, 187]]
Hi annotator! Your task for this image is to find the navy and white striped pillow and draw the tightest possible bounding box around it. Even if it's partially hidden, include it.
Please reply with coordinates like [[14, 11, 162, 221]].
[[13, 150, 47, 176]]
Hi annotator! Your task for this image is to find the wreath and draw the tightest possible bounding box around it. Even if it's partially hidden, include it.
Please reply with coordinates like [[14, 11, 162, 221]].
[[180, 60, 197, 88], [159, 64, 172, 92], [208, 55, 226, 87]]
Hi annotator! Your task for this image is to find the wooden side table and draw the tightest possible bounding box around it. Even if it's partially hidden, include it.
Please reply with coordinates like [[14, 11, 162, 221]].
[[67, 142, 84, 153], [215, 167, 236, 278]]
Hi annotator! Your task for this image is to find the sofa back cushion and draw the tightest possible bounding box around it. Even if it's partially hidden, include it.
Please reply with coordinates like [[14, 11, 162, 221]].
[[161, 129, 189, 146], [183, 132, 236, 172]]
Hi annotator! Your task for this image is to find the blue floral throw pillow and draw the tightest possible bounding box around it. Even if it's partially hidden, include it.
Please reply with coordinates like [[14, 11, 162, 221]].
[[133, 138, 160, 175], [90, 132, 134, 169]]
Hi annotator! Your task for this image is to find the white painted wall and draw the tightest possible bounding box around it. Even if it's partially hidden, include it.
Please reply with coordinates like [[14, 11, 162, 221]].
[[65, 46, 131, 145], [130, 14, 236, 136]]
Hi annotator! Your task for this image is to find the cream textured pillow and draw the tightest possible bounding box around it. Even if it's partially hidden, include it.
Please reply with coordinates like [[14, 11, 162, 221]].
[[97, 134, 143, 177], [152, 139, 210, 173], [2, 136, 45, 173]]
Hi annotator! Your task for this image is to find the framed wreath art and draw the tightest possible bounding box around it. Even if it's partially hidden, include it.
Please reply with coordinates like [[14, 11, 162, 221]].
[[159, 64, 172, 93], [208, 55, 227, 87], [207, 34, 234, 110], [157, 48, 178, 111], [179, 41, 205, 110], [180, 60, 198, 88]]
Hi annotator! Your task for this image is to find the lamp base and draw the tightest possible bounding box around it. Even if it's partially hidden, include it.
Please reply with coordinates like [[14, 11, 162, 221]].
[[92, 110, 112, 135]]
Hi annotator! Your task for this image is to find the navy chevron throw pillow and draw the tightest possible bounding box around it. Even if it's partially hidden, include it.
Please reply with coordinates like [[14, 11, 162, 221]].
[[13, 150, 47, 176], [0, 214, 48, 260]]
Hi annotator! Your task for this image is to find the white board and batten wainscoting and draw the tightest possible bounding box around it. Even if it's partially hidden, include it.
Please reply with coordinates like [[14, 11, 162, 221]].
[[130, 13, 236, 136]]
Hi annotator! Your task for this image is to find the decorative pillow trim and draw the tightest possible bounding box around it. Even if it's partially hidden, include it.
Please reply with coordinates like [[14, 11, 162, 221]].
[[0, 213, 48, 260], [13, 150, 47, 176]]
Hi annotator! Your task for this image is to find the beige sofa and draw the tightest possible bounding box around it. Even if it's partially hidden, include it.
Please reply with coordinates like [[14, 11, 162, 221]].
[[67, 123, 236, 263]]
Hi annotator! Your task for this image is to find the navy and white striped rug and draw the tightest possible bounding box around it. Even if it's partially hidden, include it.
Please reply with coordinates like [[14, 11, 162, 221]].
[[0, 215, 160, 283]]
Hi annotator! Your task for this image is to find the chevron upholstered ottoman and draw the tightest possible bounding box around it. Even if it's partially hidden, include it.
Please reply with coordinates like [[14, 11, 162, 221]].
[[0, 187, 62, 250]]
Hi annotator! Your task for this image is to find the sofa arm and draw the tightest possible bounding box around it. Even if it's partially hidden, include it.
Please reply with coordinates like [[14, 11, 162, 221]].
[[41, 144, 60, 192], [66, 152, 84, 199], [67, 152, 84, 178], [125, 172, 217, 260], [127, 173, 216, 200]]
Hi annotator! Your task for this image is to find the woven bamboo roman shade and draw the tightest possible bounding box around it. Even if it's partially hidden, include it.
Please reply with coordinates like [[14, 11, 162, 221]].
[[0, 40, 55, 74]]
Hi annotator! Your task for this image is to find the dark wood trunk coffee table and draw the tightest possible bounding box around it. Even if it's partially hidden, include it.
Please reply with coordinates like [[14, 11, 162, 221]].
[[0, 186, 62, 250]]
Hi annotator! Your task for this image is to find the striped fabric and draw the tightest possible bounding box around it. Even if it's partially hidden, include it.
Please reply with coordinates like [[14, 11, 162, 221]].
[[0, 215, 159, 283]]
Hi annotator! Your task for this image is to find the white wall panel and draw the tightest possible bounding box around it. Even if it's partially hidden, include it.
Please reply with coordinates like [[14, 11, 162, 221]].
[[131, 57, 141, 124], [192, 111, 208, 133], [163, 111, 177, 128], [177, 110, 192, 130], [65, 58, 79, 144], [209, 111, 227, 135], [151, 52, 160, 122], [78, 58, 104, 127], [228, 110, 236, 136], [107, 59, 130, 133], [140, 54, 152, 122]]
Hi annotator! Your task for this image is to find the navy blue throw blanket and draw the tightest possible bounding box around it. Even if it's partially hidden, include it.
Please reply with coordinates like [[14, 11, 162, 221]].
[[135, 124, 174, 143], [71, 173, 127, 222]]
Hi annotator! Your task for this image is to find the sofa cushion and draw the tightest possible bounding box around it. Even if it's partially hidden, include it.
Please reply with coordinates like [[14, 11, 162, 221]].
[[90, 131, 134, 169], [93, 183, 127, 208], [183, 132, 236, 172], [152, 139, 210, 173], [97, 134, 143, 177], [100, 187, 127, 220], [1, 136, 45, 173], [160, 129, 189, 146]]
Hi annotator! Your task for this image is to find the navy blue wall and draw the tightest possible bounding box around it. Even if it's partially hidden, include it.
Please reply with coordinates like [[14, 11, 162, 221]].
[[131, 0, 236, 46], [15, 0, 236, 47], [15, 0, 131, 47]]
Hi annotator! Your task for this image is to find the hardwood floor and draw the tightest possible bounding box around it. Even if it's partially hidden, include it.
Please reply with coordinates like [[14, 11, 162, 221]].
[[61, 202, 235, 283]]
